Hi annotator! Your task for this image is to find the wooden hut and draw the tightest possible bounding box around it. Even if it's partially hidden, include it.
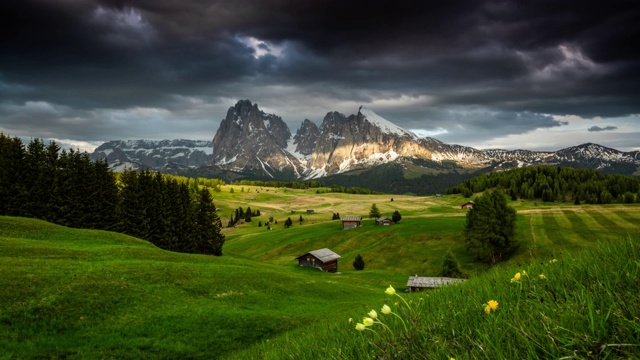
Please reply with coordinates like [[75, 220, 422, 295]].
[[406, 276, 466, 292], [296, 248, 341, 273], [460, 201, 474, 209], [376, 216, 393, 225], [341, 216, 362, 230]]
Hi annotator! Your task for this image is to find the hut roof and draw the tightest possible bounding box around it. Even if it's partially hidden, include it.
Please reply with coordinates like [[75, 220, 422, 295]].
[[341, 216, 362, 221], [377, 216, 389, 221], [406, 276, 465, 288], [296, 248, 341, 263]]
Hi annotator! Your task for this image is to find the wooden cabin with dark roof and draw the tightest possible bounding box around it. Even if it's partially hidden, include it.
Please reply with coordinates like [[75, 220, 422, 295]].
[[461, 201, 474, 209], [296, 248, 341, 273], [341, 216, 362, 230]]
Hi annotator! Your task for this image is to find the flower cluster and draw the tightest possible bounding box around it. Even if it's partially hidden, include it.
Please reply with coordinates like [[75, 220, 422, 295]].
[[484, 299, 499, 314]]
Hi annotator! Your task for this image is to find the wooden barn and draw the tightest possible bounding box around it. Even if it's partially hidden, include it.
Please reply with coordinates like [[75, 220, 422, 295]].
[[461, 201, 474, 209], [341, 216, 362, 230], [406, 276, 466, 292], [376, 216, 393, 225], [296, 248, 341, 273]]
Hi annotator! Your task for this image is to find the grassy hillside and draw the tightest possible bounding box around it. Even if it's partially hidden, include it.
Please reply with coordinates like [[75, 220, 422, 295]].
[[2, 187, 640, 359], [220, 187, 640, 276], [0, 217, 401, 359], [231, 236, 640, 359]]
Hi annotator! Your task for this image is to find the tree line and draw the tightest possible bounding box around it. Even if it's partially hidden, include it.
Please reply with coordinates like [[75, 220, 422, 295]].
[[0, 134, 225, 255], [447, 166, 640, 204]]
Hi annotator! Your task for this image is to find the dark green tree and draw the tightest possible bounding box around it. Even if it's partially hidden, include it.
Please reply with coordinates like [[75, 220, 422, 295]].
[[438, 249, 465, 278], [369, 203, 381, 218], [464, 188, 518, 264], [392, 210, 402, 223], [193, 188, 225, 255], [353, 254, 365, 270], [284, 217, 293, 228]]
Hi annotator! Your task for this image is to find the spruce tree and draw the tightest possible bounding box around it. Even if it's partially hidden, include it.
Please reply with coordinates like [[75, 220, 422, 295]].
[[353, 254, 365, 270], [392, 210, 402, 223], [439, 249, 464, 278], [369, 203, 381, 218], [464, 188, 517, 264]]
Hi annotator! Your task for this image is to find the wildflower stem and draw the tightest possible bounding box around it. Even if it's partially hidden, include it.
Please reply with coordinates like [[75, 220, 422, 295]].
[[390, 312, 409, 332]]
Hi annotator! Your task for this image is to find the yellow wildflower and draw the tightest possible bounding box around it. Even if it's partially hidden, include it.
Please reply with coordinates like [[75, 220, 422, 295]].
[[385, 285, 396, 296], [511, 272, 521, 282], [539, 274, 546, 279], [484, 305, 491, 314], [368, 309, 378, 319], [381, 304, 391, 315], [550, 259, 558, 263], [355, 323, 366, 331], [363, 317, 374, 327], [521, 270, 527, 276], [487, 300, 499, 311], [348, 318, 353, 323]]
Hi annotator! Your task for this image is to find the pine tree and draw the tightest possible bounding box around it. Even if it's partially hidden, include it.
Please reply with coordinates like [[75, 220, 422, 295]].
[[193, 188, 225, 255], [369, 203, 381, 218], [392, 210, 402, 223], [464, 188, 518, 264], [439, 249, 464, 278], [353, 254, 365, 270]]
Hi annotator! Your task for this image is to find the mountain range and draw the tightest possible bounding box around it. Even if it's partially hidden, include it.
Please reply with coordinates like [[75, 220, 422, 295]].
[[90, 100, 640, 194]]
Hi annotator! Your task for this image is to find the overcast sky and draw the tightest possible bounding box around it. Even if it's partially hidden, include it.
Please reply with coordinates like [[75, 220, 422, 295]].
[[1, 0, 639, 152]]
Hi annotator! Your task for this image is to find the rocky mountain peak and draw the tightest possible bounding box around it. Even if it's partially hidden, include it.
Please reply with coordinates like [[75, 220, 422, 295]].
[[293, 119, 320, 156]]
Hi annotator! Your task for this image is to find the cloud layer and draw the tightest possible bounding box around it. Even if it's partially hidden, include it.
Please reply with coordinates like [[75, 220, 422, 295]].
[[1, 0, 638, 150]]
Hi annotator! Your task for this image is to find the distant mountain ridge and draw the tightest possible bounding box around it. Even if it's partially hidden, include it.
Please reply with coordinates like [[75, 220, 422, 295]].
[[89, 139, 212, 172], [89, 100, 640, 188]]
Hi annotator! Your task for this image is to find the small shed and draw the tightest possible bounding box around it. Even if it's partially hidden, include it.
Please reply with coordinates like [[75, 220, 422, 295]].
[[296, 248, 341, 273], [461, 201, 474, 209], [406, 276, 466, 292], [376, 216, 393, 226], [306, 209, 315, 214], [341, 216, 362, 230]]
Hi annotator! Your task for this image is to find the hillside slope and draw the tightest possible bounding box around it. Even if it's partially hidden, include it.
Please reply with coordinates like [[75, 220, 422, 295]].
[[0, 216, 395, 359]]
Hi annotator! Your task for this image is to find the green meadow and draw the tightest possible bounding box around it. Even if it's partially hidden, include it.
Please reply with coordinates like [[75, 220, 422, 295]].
[[1, 186, 639, 358]]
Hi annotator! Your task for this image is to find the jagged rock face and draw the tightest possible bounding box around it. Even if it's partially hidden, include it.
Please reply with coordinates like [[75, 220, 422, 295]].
[[211, 100, 300, 178], [308, 107, 457, 176], [293, 119, 320, 156]]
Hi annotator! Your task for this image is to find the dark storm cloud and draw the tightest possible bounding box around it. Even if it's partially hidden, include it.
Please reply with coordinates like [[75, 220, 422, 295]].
[[1, 0, 639, 147], [588, 125, 618, 132]]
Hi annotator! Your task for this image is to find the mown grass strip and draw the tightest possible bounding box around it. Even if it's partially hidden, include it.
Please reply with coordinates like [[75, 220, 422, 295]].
[[603, 209, 640, 230], [541, 213, 570, 248], [561, 210, 599, 243]]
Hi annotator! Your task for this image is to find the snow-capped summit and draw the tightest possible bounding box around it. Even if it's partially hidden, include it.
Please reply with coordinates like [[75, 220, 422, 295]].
[[359, 106, 418, 139]]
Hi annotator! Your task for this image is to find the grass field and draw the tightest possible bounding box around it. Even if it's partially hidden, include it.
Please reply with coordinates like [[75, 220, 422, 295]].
[[2, 188, 639, 358]]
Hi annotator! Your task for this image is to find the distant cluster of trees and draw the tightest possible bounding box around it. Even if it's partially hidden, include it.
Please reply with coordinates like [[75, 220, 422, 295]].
[[231, 179, 380, 194], [448, 166, 640, 204], [0, 135, 225, 255], [227, 206, 260, 227]]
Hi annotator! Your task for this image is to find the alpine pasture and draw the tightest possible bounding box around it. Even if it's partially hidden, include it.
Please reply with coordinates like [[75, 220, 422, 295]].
[[1, 185, 639, 359]]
